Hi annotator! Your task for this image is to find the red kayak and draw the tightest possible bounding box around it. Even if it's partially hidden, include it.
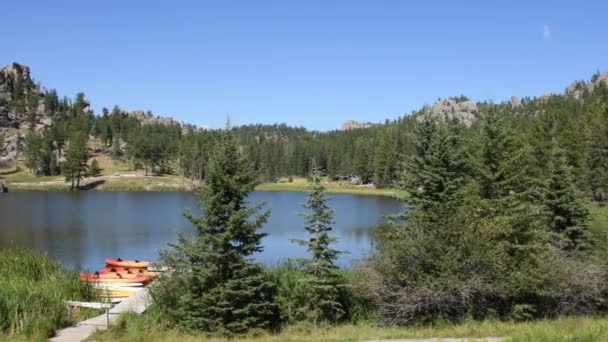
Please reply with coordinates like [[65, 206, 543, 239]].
[[105, 258, 152, 268]]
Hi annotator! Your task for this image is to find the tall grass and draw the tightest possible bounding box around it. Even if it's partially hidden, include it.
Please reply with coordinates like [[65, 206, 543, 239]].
[[0, 249, 93, 339]]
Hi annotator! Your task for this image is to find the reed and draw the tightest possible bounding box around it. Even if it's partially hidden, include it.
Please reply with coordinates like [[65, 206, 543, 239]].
[[0, 249, 94, 339]]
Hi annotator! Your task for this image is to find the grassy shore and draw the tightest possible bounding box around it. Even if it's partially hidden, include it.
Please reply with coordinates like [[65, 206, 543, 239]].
[[2, 158, 397, 196], [89, 314, 608, 342], [0, 249, 95, 341]]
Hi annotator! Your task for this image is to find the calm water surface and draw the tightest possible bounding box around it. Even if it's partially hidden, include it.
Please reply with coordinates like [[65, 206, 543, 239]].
[[0, 191, 402, 270]]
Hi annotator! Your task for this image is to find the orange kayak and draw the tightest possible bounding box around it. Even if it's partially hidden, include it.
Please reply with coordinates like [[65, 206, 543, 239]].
[[82, 272, 146, 280], [80, 274, 150, 284], [105, 259, 152, 268], [93, 289, 138, 298], [100, 267, 159, 278]]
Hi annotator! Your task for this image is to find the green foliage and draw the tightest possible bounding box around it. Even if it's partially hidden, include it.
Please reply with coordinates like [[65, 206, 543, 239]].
[[541, 147, 592, 250], [154, 131, 279, 336], [397, 117, 468, 212], [89, 158, 102, 177], [291, 165, 346, 326], [62, 130, 89, 190], [364, 112, 605, 325], [0, 249, 93, 339]]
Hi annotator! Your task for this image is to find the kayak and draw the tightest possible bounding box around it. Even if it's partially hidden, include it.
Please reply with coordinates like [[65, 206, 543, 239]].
[[110, 297, 128, 303], [105, 259, 152, 268], [91, 282, 144, 288], [80, 274, 151, 284], [81, 272, 149, 280], [94, 289, 138, 298], [94, 285, 144, 292], [100, 267, 159, 278], [99, 267, 130, 274]]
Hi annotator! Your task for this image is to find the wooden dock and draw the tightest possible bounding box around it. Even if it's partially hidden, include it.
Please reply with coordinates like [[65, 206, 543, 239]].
[[50, 288, 151, 342]]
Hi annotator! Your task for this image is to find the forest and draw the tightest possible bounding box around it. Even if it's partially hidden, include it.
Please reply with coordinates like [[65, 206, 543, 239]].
[[11, 68, 608, 201]]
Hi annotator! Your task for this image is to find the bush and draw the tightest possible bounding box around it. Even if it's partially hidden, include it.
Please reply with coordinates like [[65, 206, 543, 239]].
[[270, 260, 373, 326]]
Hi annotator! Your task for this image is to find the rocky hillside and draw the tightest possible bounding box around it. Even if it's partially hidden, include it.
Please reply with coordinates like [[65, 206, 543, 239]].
[[0, 63, 180, 165], [0, 63, 50, 165]]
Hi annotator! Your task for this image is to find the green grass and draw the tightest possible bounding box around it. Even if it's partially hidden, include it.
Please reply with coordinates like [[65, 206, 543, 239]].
[[88, 314, 608, 342], [0, 249, 95, 341]]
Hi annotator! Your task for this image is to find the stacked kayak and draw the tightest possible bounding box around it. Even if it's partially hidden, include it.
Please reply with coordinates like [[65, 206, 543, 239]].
[[81, 258, 161, 303]]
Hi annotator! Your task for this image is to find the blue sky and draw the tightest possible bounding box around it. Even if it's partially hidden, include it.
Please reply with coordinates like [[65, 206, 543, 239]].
[[2, 1, 607, 130]]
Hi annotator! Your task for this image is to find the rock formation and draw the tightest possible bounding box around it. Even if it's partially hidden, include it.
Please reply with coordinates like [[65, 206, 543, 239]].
[[423, 97, 478, 126], [340, 120, 374, 130]]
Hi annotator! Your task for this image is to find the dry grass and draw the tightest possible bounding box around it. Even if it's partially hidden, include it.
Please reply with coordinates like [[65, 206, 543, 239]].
[[88, 314, 608, 342]]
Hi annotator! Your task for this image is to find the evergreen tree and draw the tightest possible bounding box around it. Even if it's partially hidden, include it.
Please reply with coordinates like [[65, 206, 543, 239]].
[[373, 129, 398, 188], [89, 159, 102, 177], [23, 132, 46, 176], [62, 131, 89, 190], [155, 131, 279, 336], [586, 107, 608, 203], [291, 164, 345, 326], [474, 109, 527, 200], [353, 138, 372, 183], [542, 146, 592, 250], [398, 117, 468, 212]]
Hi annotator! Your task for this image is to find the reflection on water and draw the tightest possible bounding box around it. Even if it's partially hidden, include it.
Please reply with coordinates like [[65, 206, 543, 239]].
[[0, 191, 402, 270]]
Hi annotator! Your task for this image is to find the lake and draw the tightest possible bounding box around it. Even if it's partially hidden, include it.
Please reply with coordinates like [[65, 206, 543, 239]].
[[0, 191, 402, 270]]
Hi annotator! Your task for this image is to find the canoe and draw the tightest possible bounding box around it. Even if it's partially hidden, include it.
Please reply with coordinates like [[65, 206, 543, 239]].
[[80, 274, 150, 284], [105, 259, 152, 268]]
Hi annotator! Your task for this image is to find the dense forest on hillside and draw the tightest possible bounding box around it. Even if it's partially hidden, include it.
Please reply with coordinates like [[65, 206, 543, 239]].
[[2, 63, 608, 199]]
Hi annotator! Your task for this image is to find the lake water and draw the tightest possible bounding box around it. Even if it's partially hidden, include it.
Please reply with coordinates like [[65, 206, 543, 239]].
[[0, 191, 402, 270]]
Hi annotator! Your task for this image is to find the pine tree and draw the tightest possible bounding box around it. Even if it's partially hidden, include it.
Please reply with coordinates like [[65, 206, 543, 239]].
[[23, 132, 45, 176], [474, 109, 527, 200], [291, 163, 345, 326], [398, 117, 468, 212], [353, 138, 371, 183], [155, 131, 279, 336], [62, 131, 89, 190], [586, 107, 608, 203], [373, 129, 398, 188], [542, 146, 592, 250], [89, 159, 102, 177]]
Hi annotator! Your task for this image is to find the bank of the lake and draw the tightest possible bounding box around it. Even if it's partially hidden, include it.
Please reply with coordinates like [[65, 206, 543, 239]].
[[3, 171, 397, 196]]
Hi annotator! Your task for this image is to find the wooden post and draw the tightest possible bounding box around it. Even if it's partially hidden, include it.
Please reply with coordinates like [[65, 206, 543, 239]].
[[67, 304, 72, 322], [106, 308, 110, 327]]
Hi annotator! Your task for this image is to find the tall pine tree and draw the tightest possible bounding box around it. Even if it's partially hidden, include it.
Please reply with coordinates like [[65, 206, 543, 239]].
[[62, 130, 89, 190], [542, 146, 592, 250], [155, 131, 279, 336], [291, 163, 345, 326]]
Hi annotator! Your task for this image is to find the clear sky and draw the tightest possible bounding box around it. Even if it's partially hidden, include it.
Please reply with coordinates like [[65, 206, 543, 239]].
[[2, 1, 607, 130]]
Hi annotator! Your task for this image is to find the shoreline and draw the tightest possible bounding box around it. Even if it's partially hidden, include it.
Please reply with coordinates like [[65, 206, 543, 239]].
[[4, 175, 398, 197]]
